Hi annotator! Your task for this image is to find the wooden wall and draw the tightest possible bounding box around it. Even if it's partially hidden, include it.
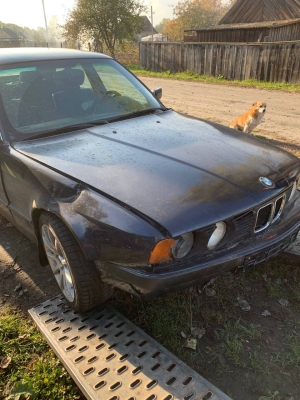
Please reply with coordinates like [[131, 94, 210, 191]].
[[139, 41, 300, 83], [195, 28, 265, 43], [184, 22, 300, 43], [269, 23, 300, 41]]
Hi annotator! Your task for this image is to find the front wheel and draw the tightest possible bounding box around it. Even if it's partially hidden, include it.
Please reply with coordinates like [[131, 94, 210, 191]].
[[39, 212, 112, 311]]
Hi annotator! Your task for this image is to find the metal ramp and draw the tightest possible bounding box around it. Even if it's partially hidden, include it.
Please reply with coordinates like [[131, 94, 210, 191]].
[[29, 296, 232, 400]]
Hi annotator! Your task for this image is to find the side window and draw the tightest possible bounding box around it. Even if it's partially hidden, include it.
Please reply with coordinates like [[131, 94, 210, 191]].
[[0, 67, 36, 129]]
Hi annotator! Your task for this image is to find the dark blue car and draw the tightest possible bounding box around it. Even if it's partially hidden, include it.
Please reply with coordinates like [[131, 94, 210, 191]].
[[0, 48, 299, 311]]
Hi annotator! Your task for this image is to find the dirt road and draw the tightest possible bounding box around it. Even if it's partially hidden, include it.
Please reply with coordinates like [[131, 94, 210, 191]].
[[140, 77, 300, 147]]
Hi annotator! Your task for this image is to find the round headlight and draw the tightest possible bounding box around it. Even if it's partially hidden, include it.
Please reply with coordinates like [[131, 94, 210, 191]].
[[171, 232, 194, 259], [207, 222, 226, 250]]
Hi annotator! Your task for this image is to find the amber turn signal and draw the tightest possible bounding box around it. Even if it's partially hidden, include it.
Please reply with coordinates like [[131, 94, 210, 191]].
[[149, 239, 175, 264]]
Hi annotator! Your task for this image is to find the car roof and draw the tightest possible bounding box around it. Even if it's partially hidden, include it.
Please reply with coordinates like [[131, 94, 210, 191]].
[[0, 47, 111, 65]]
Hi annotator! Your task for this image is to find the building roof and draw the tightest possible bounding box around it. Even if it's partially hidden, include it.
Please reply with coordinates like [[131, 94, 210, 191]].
[[139, 16, 158, 36], [184, 17, 300, 32], [219, 0, 300, 25], [0, 27, 19, 40]]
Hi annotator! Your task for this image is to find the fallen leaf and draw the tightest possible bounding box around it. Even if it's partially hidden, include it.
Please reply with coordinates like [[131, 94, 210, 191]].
[[18, 334, 28, 339], [278, 298, 289, 307], [181, 331, 187, 339], [14, 284, 22, 292], [191, 327, 206, 339], [237, 298, 251, 312], [205, 287, 216, 297], [0, 355, 11, 369], [261, 310, 271, 317], [6, 381, 36, 400], [184, 337, 197, 351]]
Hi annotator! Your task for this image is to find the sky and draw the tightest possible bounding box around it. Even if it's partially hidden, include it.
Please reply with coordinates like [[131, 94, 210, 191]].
[[0, 0, 177, 30]]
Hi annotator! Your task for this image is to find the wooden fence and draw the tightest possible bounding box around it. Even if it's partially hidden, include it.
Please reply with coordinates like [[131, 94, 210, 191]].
[[139, 41, 300, 83]]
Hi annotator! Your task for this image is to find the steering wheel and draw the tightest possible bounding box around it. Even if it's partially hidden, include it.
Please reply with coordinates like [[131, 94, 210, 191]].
[[85, 90, 122, 114], [105, 90, 121, 98]]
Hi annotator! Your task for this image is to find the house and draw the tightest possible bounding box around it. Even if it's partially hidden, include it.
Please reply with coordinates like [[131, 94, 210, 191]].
[[138, 16, 158, 39], [0, 27, 33, 48], [184, 0, 300, 42], [0, 27, 21, 47]]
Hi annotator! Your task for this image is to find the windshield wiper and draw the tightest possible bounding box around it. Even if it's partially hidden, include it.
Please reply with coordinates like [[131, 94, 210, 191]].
[[24, 120, 109, 141], [106, 107, 166, 123]]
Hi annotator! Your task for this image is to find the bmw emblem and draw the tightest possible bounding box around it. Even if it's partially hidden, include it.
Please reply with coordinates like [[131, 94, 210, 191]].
[[259, 177, 275, 188]]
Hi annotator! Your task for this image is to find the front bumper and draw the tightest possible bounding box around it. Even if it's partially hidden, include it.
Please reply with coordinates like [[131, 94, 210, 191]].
[[96, 194, 300, 297]]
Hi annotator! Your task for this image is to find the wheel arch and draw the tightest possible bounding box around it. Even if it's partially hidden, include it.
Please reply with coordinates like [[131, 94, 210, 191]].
[[32, 207, 91, 267]]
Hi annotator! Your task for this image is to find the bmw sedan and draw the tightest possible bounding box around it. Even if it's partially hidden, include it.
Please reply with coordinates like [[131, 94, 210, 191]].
[[0, 48, 299, 311]]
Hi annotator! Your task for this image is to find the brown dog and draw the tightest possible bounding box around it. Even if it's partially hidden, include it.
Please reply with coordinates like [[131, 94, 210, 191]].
[[229, 101, 267, 133]]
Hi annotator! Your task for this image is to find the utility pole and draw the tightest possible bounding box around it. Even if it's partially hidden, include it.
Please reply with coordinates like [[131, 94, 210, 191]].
[[151, 6, 154, 41], [41, 0, 49, 45]]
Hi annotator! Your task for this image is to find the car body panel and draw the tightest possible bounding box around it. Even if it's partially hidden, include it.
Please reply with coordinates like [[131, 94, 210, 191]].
[[15, 110, 299, 237], [0, 144, 162, 265], [0, 48, 110, 66]]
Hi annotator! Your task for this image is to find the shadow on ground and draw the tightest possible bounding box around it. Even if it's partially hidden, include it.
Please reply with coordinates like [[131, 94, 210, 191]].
[[0, 223, 59, 311]]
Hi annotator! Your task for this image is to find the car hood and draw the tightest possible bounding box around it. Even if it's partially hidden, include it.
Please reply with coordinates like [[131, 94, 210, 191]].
[[15, 110, 299, 236]]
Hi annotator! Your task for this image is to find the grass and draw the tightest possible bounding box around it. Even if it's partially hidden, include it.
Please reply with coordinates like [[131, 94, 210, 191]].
[[126, 63, 300, 93], [0, 308, 80, 400], [1, 254, 300, 399], [272, 332, 300, 370], [112, 255, 300, 399]]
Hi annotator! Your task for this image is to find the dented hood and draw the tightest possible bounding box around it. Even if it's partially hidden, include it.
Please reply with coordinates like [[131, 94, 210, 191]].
[[14, 110, 299, 236]]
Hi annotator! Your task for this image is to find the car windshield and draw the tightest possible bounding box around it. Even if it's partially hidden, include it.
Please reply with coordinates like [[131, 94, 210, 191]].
[[0, 57, 162, 141]]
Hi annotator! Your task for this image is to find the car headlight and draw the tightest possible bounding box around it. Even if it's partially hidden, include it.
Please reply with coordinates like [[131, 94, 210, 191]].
[[148, 233, 194, 264], [171, 232, 194, 259], [207, 222, 226, 250]]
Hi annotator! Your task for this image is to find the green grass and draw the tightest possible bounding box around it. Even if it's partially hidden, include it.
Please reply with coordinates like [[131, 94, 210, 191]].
[[0, 308, 80, 400], [272, 332, 300, 370], [126, 63, 300, 93]]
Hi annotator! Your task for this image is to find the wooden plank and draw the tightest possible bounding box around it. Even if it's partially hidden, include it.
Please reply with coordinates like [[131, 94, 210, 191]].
[[290, 43, 300, 83], [249, 45, 259, 79], [244, 45, 252, 79], [282, 44, 291, 82], [139, 42, 300, 83], [277, 44, 285, 82]]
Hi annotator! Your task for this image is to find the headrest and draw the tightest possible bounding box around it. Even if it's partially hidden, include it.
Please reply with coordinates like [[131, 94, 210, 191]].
[[19, 70, 41, 84], [55, 69, 85, 87]]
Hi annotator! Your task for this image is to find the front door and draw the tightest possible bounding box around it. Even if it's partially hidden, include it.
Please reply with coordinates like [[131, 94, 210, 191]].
[[0, 140, 14, 223]]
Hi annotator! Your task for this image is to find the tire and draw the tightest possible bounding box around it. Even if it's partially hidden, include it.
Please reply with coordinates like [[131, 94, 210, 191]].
[[39, 211, 113, 312]]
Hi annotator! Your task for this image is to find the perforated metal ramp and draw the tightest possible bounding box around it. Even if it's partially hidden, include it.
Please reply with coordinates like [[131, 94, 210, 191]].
[[29, 296, 232, 400]]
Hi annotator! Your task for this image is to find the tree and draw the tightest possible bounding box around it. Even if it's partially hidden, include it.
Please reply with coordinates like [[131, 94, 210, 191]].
[[162, 0, 235, 41], [155, 18, 171, 33], [62, 0, 146, 57], [48, 15, 63, 42]]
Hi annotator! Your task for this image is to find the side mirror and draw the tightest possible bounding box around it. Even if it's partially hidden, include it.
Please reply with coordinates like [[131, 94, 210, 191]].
[[152, 87, 162, 100]]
